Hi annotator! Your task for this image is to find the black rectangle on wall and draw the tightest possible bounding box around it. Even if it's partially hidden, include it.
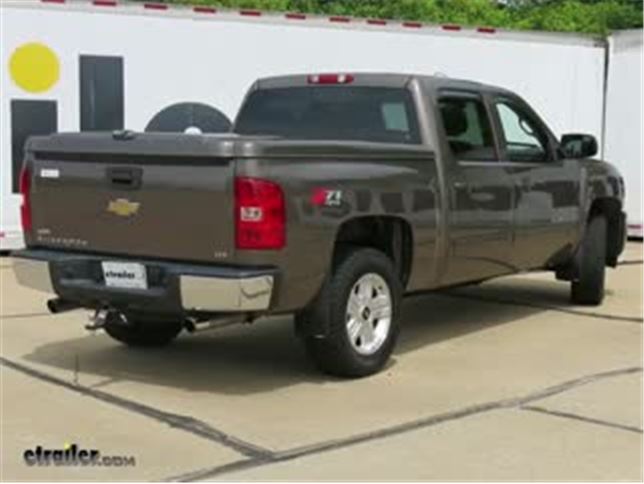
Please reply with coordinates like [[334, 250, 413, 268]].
[[80, 55, 124, 131], [11, 100, 58, 193]]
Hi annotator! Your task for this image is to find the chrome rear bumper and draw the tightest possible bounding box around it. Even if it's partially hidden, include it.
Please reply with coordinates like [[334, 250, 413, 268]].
[[13, 257, 55, 294], [12, 250, 275, 313], [179, 274, 273, 311]]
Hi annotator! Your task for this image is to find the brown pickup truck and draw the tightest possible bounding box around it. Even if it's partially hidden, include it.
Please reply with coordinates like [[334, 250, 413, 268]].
[[12, 73, 626, 377]]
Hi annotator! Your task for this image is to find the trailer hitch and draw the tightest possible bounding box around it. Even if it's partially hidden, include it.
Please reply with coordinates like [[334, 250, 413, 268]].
[[85, 308, 128, 331]]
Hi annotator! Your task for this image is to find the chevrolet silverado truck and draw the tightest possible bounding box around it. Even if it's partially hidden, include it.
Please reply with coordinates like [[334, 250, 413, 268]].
[[12, 73, 626, 377]]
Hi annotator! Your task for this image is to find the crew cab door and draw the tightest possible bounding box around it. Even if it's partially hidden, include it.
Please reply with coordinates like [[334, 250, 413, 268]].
[[437, 91, 515, 285], [490, 95, 581, 270]]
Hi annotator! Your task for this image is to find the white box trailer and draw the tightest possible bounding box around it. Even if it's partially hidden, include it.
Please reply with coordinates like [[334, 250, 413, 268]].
[[1, 0, 608, 250], [604, 29, 643, 239]]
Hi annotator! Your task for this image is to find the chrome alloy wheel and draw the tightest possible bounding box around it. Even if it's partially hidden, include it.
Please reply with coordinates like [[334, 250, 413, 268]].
[[345, 273, 393, 355]]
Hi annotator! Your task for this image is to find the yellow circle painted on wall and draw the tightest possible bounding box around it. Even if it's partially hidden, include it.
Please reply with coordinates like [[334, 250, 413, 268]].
[[9, 42, 60, 93]]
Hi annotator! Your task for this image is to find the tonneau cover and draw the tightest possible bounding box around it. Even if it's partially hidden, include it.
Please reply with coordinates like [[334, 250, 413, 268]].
[[27, 132, 434, 160]]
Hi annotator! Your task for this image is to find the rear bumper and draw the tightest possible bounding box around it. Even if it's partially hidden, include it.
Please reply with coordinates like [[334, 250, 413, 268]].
[[0, 229, 25, 252], [12, 250, 276, 314]]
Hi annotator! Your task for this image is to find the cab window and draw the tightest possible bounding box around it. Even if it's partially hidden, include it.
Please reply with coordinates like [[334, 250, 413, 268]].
[[495, 101, 551, 162], [438, 97, 497, 162], [235, 87, 421, 144]]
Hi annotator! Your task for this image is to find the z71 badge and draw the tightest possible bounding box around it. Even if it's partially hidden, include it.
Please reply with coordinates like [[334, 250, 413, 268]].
[[311, 188, 343, 207]]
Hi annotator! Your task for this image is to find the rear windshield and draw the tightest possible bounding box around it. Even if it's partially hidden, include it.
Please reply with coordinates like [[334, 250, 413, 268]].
[[234, 87, 421, 144]]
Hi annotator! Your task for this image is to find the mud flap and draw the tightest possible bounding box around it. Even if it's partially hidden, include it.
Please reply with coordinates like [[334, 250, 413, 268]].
[[607, 211, 627, 267]]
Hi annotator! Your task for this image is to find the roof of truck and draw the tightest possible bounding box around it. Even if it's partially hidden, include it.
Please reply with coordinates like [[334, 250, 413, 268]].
[[254, 73, 513, 95]]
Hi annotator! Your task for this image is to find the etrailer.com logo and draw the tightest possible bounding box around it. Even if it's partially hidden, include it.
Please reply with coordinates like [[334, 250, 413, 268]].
[[23, 443, 136, 467]]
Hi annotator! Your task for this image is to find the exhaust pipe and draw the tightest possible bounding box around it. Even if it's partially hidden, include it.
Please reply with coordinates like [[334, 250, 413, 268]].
[[185, 315, 245, 333], [47, 298, 81, 314]]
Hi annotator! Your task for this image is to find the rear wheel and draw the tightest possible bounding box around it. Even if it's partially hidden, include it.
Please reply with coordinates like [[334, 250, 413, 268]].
[[300, 247, 402, 378], [571, 215, 607, 305], [104, 313, 182, 347]]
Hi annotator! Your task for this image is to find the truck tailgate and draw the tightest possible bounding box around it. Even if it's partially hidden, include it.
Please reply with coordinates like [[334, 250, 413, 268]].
[[27, 135, 235, 262]]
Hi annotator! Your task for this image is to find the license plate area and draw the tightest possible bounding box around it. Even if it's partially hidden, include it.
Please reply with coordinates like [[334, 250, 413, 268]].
[[101, 261, 148, 290]]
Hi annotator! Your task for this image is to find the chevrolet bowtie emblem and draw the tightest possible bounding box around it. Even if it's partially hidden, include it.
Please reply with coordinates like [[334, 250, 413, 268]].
[[107, 198, 140, 217]]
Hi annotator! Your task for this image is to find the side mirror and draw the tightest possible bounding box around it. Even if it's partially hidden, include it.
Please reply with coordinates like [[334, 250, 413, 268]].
[[560, 133, 598, 159]]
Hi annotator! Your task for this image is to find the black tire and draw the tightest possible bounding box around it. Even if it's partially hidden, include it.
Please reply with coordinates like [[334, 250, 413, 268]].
[[571, 215, 607, 305], [300, 247, 402, 378], [104, 313, 182, 347]]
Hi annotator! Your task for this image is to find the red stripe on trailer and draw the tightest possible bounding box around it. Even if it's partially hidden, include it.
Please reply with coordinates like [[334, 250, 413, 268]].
[[193, 6, 216, 14], [628, 224, 643, 229], [143, 2, 167, 9], [34, 2, 505, 40], [0, 232, 4, 238]]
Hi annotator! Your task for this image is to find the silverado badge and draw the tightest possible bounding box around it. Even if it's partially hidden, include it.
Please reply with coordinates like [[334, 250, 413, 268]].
[[107, 198, 140, 217]]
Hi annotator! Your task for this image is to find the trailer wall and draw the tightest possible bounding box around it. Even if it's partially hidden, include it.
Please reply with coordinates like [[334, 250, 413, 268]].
[[1, 0, 608, 249], [605, 29, 643, 238]]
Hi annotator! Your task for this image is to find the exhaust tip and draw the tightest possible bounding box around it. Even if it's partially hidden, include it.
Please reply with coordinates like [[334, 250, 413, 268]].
[[47, 298, 80, 314], [46, 298, 59, 313]]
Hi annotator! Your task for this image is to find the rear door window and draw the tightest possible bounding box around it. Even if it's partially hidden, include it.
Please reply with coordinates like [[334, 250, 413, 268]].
[[234, 87, 421, 144], [438, 96, 497, 162]]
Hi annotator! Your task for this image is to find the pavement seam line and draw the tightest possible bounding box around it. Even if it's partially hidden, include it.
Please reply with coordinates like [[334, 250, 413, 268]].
[[0, 356, 273, 460], [164, 365, 643, 481], [439, 291, 643, 323], [1, 311, 54, 320], [161, 458, 268, 482], [521, 405, 643, 434]]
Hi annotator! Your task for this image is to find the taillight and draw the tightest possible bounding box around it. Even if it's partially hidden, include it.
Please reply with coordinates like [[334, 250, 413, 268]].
[[307, 73, 355, 85], [19, 167, 32, 232], [234, 177, 285, 250]]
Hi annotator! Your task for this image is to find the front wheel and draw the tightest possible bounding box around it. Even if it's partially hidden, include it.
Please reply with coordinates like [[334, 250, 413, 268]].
[[300, 248, 402, 378], [571, 215, 607, 306]]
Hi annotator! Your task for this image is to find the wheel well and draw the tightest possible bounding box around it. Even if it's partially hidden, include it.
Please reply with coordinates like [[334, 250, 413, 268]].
[[333, 216, 413, 289], [589, 197, 624, 267]]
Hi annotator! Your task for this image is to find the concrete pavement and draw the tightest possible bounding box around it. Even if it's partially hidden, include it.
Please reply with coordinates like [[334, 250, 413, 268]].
[[1, 243, 642, 481]]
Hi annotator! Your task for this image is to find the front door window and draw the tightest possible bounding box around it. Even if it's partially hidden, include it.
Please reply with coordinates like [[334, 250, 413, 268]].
[[495, 101, 550, 163]]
